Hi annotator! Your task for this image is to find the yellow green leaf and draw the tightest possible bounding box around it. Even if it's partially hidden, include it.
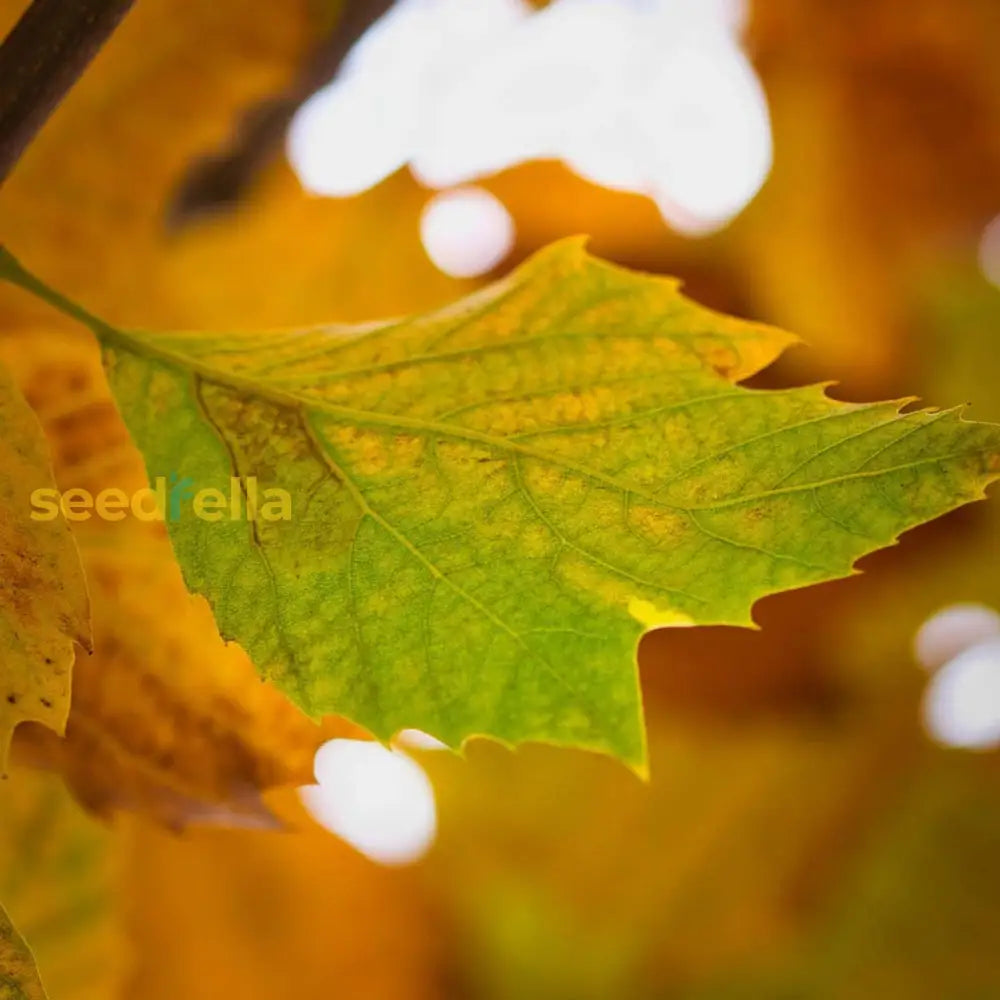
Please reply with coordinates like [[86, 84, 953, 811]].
[[2, 240, 999, 769], [0, 902, 47, 1000], [0, 363, 89, 771]]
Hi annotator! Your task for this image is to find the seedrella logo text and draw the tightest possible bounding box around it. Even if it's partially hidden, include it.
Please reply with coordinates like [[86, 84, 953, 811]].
[[30, 475, 292, 522]]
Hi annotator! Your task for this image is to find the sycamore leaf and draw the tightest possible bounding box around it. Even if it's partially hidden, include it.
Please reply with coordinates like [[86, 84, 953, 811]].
[[0, 903, 47, 1000], [3, 242, 999, 769], [0, 363, 89, 771]]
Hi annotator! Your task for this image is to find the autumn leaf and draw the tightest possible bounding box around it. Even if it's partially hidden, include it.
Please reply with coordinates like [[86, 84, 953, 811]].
[[0, 363, 89, 771], [0, 902, 47, 1000], [3, 240, 1000, 768]]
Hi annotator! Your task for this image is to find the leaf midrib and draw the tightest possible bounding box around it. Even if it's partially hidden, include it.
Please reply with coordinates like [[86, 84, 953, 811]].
[[104, 326, 984, 518], [0, 249, 982, 559]]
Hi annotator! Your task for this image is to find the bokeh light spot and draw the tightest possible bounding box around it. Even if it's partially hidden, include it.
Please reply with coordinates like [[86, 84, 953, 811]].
[[419, 187, 515, 277], [978, 213, 1000, 289], [299, 739, 437, 865], [395, 728, 449, 751], [922, 639, 1000, 750], [913, 602, 1000, 673]]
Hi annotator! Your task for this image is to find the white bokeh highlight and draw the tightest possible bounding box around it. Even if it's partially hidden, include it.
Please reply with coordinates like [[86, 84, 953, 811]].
[[978, 213, 1000, 289], [394, 728, 449, 751], [287, 0, 771, 238], [913, 602, 1000, 673], [299, 739, 437, 865], [419, 187, 516, 277], [922, 638, 1000, 751]]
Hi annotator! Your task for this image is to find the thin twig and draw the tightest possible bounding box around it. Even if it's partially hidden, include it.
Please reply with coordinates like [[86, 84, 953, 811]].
[[0, 0, 137, 185], [166, 0, 396, 227]]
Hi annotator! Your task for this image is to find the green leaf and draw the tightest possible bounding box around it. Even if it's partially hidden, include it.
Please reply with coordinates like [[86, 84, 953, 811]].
[[0, 363, 90, 772], [3, 241, 998, 769], [0, 902, 47, 1000]]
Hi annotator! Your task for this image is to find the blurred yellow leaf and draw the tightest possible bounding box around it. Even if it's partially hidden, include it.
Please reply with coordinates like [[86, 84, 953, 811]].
[[0, 902, 47, 1000], [0, 364, 88, 770]]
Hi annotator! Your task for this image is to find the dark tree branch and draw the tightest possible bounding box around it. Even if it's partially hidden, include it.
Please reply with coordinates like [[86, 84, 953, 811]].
[[0, 0, 137, 185], [166, 0, 396, 228]]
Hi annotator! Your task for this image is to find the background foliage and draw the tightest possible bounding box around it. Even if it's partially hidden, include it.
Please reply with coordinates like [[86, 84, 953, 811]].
[[1, 0, 1000, 997]]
